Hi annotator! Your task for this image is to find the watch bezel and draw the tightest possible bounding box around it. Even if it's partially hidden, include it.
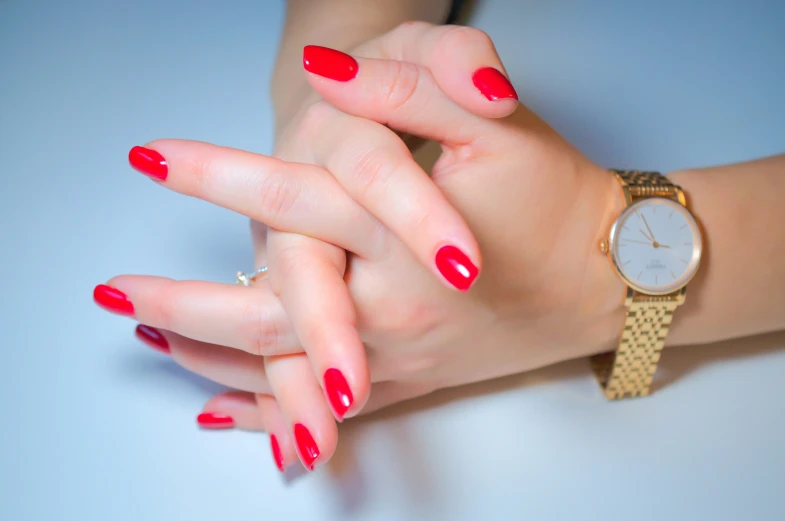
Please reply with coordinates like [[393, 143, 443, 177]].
[[608, 197, 703, 296]]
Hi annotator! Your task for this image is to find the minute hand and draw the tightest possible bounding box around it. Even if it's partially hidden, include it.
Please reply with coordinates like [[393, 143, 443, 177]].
[[640, 214, 657, 243]]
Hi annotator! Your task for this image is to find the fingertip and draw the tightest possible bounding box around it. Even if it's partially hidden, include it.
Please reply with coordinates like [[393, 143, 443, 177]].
[[135, 324, 170, 355], [202, 392, 266, 431], [435, 244, 480, 292], [129, 145, 168, 180], [303, 45, 358, 82], [471, 66, 518, 102]]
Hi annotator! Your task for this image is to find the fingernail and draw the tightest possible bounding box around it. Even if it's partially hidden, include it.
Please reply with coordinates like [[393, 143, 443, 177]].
[[472, 67, 518, 101], [129, 146, 168, 180], [197, 412, 235, 429], [323, 368, 353, 421], [93, 284, 135, 316], [270, 435, 285, 473], [303, 45, 358, 82], [135, 324, 170, 355], [293, 423, 320, 470], [435, 245, 479, 292]]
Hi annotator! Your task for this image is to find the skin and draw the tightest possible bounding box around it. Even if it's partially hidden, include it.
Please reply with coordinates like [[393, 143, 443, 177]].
[[99, 5, 785, 472]]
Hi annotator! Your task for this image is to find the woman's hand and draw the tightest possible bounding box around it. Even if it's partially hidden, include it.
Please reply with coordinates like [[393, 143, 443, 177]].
[[97, 24, 624, 472]]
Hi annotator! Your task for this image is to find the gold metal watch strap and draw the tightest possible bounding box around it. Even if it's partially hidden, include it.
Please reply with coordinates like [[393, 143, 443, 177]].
[[612, 169, 679, 199], [591, 169, 685, 400], [590, 293, 679, 399]]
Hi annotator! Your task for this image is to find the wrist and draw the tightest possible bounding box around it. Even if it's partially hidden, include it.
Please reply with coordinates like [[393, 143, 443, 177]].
[[577, 163, 627, 357]]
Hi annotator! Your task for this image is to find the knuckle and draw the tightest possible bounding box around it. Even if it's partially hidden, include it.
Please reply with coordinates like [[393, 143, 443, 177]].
[[241, 301, 279, 357], [154, 283, 180, 331], [256, 169, 302, 227], [438, 25, 493, 54], [400, 193, 434, 237], [190, 155, 221, 199], [389, 20, 434, 44], [349, 146, 399, 198], [383, 60, 420, 113]]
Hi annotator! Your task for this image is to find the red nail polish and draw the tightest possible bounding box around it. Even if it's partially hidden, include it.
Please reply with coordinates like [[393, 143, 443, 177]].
[[93, 284, 134, 316], [435, 245, 479, 292], [303, 45, 358, 82], [129, 146, 168, 180], [135, 324, 170, 355], [270, 435, 285, 473], [472, 67, 518, 101], [197, 412, 235, 429], [293, 423, 320, 470], [323, 368, 353, 421]]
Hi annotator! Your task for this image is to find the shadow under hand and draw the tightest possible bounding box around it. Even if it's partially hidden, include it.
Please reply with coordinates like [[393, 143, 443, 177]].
[[655, 329, 785, 391], [113, 344, 228, 399]]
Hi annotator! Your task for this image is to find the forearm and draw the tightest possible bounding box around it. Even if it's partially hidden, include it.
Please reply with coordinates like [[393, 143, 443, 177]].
[[667, 154, 785, 345], [272, 0, 451, 134]]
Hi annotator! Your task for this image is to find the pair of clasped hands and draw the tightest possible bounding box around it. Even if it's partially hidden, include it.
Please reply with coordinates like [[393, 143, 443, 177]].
[[94, 23, 624, 472]]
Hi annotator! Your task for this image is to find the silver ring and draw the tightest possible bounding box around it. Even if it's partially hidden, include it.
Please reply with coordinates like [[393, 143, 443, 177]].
[[236, 266, 268, 286]]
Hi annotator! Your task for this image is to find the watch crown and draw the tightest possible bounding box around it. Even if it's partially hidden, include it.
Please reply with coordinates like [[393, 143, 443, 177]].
[[599, 239, 609, 254]]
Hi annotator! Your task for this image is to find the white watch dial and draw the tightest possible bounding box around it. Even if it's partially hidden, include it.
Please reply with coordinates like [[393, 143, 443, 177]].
[[610, 198, 702, 294]]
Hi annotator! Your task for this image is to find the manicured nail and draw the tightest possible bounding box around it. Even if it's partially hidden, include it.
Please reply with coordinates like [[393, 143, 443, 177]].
[[435, 245, 479, 292], [472, 67, 518, 101], [303, 45, 358, 82], [128, 146, 168, 180], [270, 435, 285, 473], [135, 324, 170, 355], [197, 412, 235, 429], [323, 368, 353, 421], [293, 423, 320, 470], [93, 284, 134, 316]]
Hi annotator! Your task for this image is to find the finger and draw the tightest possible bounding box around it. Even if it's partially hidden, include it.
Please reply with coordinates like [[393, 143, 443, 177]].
[[198, 392, 297, 472], [134, 325, 271, 394], [98, 276, 300, 356], [255, 393, 298, 472], [264, 353, 338, 471], [267, 231, 371, 421], [127, 140, 384, 258], [302, 103, 481, 292], [303, 46, 486, 145], [380, 22, 518, 116], [197, 391, 263, 431]]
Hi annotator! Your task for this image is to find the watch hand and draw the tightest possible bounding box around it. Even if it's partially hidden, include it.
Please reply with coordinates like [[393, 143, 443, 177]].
[[639, 228, 652, 241], [622, 239, 654, 245], [640, 214, 657, 242]]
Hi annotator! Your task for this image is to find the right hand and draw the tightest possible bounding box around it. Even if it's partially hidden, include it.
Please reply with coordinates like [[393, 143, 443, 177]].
[[102, 23, 624, 472]]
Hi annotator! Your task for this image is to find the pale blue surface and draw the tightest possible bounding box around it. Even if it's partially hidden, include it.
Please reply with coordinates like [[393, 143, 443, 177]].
[[1, 1, 784, 520]]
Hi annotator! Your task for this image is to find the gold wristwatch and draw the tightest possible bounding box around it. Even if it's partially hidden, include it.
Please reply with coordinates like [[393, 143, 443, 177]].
[[591, 170, 703, 399]]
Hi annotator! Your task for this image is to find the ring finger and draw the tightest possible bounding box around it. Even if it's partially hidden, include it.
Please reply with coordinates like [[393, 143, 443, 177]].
[[134, 324, 272, 394]]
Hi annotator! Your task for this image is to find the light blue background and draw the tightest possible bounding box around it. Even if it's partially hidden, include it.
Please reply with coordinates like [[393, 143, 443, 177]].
[[1, 1, 784, 520]]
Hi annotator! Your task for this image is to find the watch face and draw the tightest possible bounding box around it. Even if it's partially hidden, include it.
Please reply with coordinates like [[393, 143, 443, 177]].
[[609, 198, 702, 295]]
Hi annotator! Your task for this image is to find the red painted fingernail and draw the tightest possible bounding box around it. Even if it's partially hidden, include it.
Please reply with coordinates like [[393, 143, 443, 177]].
[[472, 67, 518, 101], [323, 368, 353, 421], [129, 146, 168, 180], [270, 435, 285, 473], [303, 45, 358, 82], [197, 412, 235, 429], [135, 324, 170, 355], [293, 423, 320, 470], [93, 284, 134, 316], [435, 245, 479, 292]]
